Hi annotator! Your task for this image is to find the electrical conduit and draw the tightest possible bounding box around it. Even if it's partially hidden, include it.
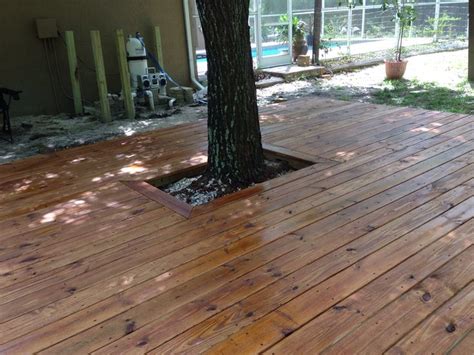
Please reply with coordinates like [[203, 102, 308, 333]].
[[183, 0, 205, 90]]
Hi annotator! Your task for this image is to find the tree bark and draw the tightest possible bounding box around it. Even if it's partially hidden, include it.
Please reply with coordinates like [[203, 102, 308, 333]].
[[312, 0, 322, 65], [469, 0, 474, 81], [196, 0, 265, 186]]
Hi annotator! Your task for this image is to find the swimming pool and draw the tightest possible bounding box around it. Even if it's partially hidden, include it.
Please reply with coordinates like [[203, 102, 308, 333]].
[[196, 42, 345, 63]]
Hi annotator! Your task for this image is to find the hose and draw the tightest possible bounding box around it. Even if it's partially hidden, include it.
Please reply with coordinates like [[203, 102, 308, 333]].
[[43, 39, 61, 113], [50, 39, 74, 102], [50, 39, 95, 107], [57, 31, 120, 78]]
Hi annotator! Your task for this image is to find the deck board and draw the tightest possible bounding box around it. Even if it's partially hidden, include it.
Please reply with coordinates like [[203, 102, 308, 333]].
[[0, 97, 472, 354]]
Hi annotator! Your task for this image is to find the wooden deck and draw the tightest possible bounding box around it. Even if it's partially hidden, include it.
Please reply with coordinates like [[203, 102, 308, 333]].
[[0, 98, 473, 354]]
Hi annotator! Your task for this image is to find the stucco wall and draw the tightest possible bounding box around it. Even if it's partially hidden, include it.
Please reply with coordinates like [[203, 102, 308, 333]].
[[0, 0, 190, 116]]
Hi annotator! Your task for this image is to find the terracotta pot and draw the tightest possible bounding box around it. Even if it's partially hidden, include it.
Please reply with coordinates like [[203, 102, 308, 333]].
[[385, 59, 408, 80]]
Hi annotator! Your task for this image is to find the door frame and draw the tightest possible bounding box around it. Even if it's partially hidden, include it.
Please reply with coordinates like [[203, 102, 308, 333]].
[[255, 0, 293, 68]]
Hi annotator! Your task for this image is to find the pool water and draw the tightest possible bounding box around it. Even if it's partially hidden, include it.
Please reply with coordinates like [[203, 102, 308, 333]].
[[196, 42, 345, 63]]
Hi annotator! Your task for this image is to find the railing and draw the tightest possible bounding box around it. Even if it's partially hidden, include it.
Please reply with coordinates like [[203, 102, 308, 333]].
[[292, 0, 468, 55], [192, 0, 469, 61]]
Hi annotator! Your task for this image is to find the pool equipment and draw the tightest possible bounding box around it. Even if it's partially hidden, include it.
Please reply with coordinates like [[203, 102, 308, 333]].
[[126, 33, 168, 110]]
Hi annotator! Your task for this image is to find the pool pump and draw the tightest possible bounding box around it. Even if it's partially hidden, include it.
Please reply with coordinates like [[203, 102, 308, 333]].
[[126, 33, 167, 110]]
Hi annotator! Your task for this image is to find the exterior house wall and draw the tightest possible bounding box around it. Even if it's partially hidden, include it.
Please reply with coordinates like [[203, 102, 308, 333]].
[[0, 0, 191, 116]]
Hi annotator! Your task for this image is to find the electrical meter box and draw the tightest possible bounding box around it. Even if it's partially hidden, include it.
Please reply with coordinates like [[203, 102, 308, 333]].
[[36, 18, 58, 39]]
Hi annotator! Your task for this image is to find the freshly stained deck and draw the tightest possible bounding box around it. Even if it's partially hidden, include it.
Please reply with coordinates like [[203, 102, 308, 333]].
[[0, 98, 473, 354]]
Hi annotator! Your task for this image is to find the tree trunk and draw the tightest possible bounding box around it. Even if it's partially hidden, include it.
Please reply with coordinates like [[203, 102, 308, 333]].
[[312, 0, 322, 65], [196, 0, 265, 186], [469, 0, 474, 81]]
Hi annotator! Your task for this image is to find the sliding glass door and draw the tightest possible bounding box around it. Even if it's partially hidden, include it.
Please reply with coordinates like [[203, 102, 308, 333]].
[[256, 0, 293, 68]]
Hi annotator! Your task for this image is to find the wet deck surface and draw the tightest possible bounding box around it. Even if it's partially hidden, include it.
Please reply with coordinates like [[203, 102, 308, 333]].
[[0, 97, 473, 354]]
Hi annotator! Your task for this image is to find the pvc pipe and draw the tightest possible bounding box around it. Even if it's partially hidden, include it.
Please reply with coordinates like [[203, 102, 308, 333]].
[[145, 90, 155, 111], [183, 0, 205, 90], [131, 91, 154, 112]]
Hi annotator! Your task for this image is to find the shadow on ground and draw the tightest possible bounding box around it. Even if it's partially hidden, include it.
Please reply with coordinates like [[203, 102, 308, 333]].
[[371, 79, 474, 114]]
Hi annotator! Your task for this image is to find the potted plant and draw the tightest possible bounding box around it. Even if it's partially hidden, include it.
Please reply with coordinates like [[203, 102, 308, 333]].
[[382, 0, 417, 80], [276, 15, 309, 62]]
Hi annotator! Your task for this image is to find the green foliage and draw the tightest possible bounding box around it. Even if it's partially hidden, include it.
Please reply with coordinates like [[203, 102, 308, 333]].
[[366, 24, 385, 38], [423, 13, 461, 40], [319, 39, 334, 54], [275, 15, 307, 44], [380, 0, 417, 61], [324, 16, 347, 38]]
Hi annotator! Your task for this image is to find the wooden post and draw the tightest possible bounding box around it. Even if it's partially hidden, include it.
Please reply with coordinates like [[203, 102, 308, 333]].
[[116, 30, 135, 119], [469, 0, 474, 81], [64, 31, 83, 115], [154, 26, 164, 68], [433, 0, 441, 42], [90, 30, 112, 122], [312, 0, 322, 65]]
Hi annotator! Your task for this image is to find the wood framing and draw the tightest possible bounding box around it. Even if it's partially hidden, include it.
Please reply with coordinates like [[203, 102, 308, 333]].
[[90, 30, 112, 122], [115, 29, 136, 120], [64, 31, 83, 115], [122, 147, 318, 218]]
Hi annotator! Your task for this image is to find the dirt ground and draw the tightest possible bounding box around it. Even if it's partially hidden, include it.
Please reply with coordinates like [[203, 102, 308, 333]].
[[320, 49, 470, 96], [0, 106, 207, 165], [1, 49, 469, 165], [258, 49, 471, 104]]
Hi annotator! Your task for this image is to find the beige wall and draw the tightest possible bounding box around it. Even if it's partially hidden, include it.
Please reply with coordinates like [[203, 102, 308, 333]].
[[0, 0, 191, 116]]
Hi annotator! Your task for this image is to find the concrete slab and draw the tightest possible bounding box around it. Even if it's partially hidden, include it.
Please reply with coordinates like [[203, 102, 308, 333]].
[[262, 65, 325, 80], [255, 77, 285, 89]]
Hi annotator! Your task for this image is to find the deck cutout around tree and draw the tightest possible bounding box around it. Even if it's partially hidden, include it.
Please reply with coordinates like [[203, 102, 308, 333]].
[[122, 147, 322, 218]]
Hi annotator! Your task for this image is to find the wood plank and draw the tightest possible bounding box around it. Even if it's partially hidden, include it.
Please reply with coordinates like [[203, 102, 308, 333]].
[[0, 98, 472, 353], [0, 183, 143, 242], [2, 136, 470, 303], [145, 190, 474, 355], [201, 204, 474, 355], [0, 109, 466, 222], [0, 196, 152, 260], [0, 200, 168, 277], [387, 282, 474, 354], [0, 120, 206, 181], [270, 106, 410, 148], [0, 142, 209, 219], [116, 29, 135, 120], [318, 112, 467, 161], [4, 170, 471, 352], [0, 126, 208, 200], [49, 183, 473, 353], [0, 132, 470, 318], [321, 247, 474, 354], [64, 31, 83, 115], [90, 30, 112, 122], [262, 143, 335, 165], [0, 202, 184, 299], [122, 180, 194, 218], [287, 108, 442, 152], [449, 330, 474, 355], [271, 240, 474, 354], [298, 111, 457, 158]]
